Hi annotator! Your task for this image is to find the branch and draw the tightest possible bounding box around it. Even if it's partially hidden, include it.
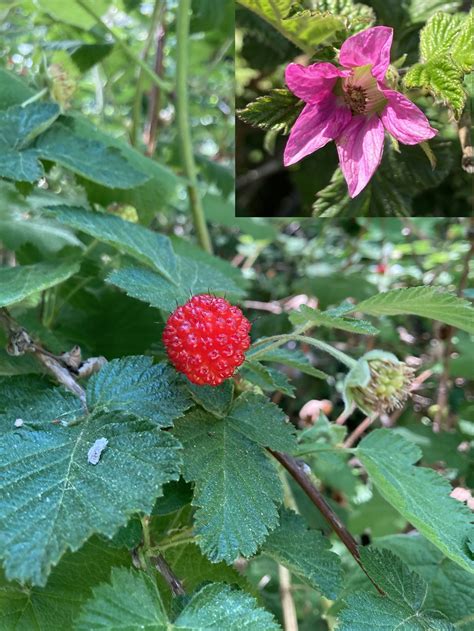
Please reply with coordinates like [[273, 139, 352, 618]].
[[150, 554, 186, 596], [458, 107, 474, 174], [278, 564, 298, 631], [269, 450, 385, 596], [0, 308, 105, 405]]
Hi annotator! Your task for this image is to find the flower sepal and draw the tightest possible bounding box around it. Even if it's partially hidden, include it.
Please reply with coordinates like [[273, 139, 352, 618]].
[[343, 350, 415, 415]]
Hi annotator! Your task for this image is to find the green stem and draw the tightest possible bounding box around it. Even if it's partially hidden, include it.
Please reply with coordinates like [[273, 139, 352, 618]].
[[75, 0, 171, 93], [21, 87, 48, 107], [176, 0, 213, 254], [131, 0, 164, 146], [248, 327, 357, 369]]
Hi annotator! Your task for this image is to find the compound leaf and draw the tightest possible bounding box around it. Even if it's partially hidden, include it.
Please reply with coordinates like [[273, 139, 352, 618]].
[[289, 304, 379, 335], [238, 88, 303, 135], [173, 393, 295, 563]]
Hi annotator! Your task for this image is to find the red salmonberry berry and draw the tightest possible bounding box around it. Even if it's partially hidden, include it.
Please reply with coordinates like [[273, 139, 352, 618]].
[[163, 294, 252, 386]]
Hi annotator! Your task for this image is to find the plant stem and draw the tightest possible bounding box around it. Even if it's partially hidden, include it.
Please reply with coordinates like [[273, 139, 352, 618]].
[[131, 0, 164, 147], [75, 0, 171, 93], [270, 450, 385, 596], [248, 330, 357, 369], [176, 0, 213, 254]]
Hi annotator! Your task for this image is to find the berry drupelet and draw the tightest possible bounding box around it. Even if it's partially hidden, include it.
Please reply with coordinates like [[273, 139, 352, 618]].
[[163, 294, 252, 386]]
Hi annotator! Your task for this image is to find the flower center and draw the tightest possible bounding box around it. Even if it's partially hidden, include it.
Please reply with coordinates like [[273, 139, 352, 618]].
[[336, 64, 388, 116]]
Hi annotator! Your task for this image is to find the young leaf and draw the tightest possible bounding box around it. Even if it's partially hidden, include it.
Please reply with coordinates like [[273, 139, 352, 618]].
[[338, 547, 455, 630], [237, 1, 344, 53], [186, 379, 235, 417], [108, 258, 244, 313], [76, 570, 281, 630], [375, 534, 474, 626], [404, 10, 473, 118], [87, 357, 193, 428], [351, 286, 474, 334], [357, 430, 474, 574], [47, 205, 177, 280], [0, 261, 80, 308], [173, 393, 295, 563], [262, 509, 342, 599], [289, 305, 379, 335], [237, 88, 303, 135]]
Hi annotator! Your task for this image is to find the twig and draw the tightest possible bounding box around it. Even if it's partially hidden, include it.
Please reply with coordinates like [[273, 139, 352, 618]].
[[0, 308, 87, 404], [458, 107, 474, 174], [145, 16, 166, 156], [433, 237, 473, 430], [269, 450, 385, 595], [343, 415, 377, 448], [150, 554, 186, 596], [278, 565, 298, 631]]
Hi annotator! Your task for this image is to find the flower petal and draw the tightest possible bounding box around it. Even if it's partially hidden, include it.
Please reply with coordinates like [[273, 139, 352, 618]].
[[285, 62, 349, 103], [380, 89, 438, 144], [284, 96, 351, 166], [339, 26, 393, 81], [336, 114, 385, 197]]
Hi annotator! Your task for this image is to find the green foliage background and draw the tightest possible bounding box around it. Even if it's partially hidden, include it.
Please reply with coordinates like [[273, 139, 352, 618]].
[[0, 1, 473, 630]]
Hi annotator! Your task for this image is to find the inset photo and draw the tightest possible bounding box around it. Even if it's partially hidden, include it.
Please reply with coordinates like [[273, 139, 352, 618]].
[[236, 1, 473, 217]]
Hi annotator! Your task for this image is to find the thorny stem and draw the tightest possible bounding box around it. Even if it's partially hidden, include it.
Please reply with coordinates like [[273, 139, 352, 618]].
[[75, 0, 172, 93], [270, 450, 385, 596], [176, 0, 213, 254]]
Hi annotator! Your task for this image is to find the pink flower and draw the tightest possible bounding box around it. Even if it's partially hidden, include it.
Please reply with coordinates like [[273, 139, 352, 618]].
[[284, 26, 438, 198]]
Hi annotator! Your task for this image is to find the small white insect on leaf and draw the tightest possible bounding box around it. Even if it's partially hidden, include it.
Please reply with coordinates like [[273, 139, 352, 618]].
[[87, 437, 108, 465], [14, 418, 24, 428]]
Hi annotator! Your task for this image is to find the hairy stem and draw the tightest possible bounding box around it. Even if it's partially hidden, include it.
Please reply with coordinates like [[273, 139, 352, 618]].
[[176, 0, 213, 254]]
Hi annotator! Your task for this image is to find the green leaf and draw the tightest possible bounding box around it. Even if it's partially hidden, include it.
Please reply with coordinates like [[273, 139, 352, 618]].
[[240, 360, 296, 397], [338, 547, 455, 630], [0, 538, 131, 631], [37, 0, 111, 30], [108, 258, 244, 313], [357, 430, 474, 574], [238, 88, 303, 135], [405, 57, 466, 118], [87, 357, 193, 428], [405, 10, 472, 118], [312, 0, 375, 33], [252, 346, 328, 380], [289, 304, 379, 335], [173, 393, 295, 563], [237, 1, 344, 53], [0, 102, 60, 149], [0, 147, 42, 183], [35, 123, 150, 189], [351, 286, 474, 334], [262, 509, 342, 599], [0, 261, 80, 308], [186, 379, 235, 418], [46, 205, 177, 282], [0, 68, 33, 110], [451, 10, 474, 72], [408, 0, 462, 25], [76, 570, 280, 630], [0, 373, 183, 585], [375, 534, 474, 626]]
